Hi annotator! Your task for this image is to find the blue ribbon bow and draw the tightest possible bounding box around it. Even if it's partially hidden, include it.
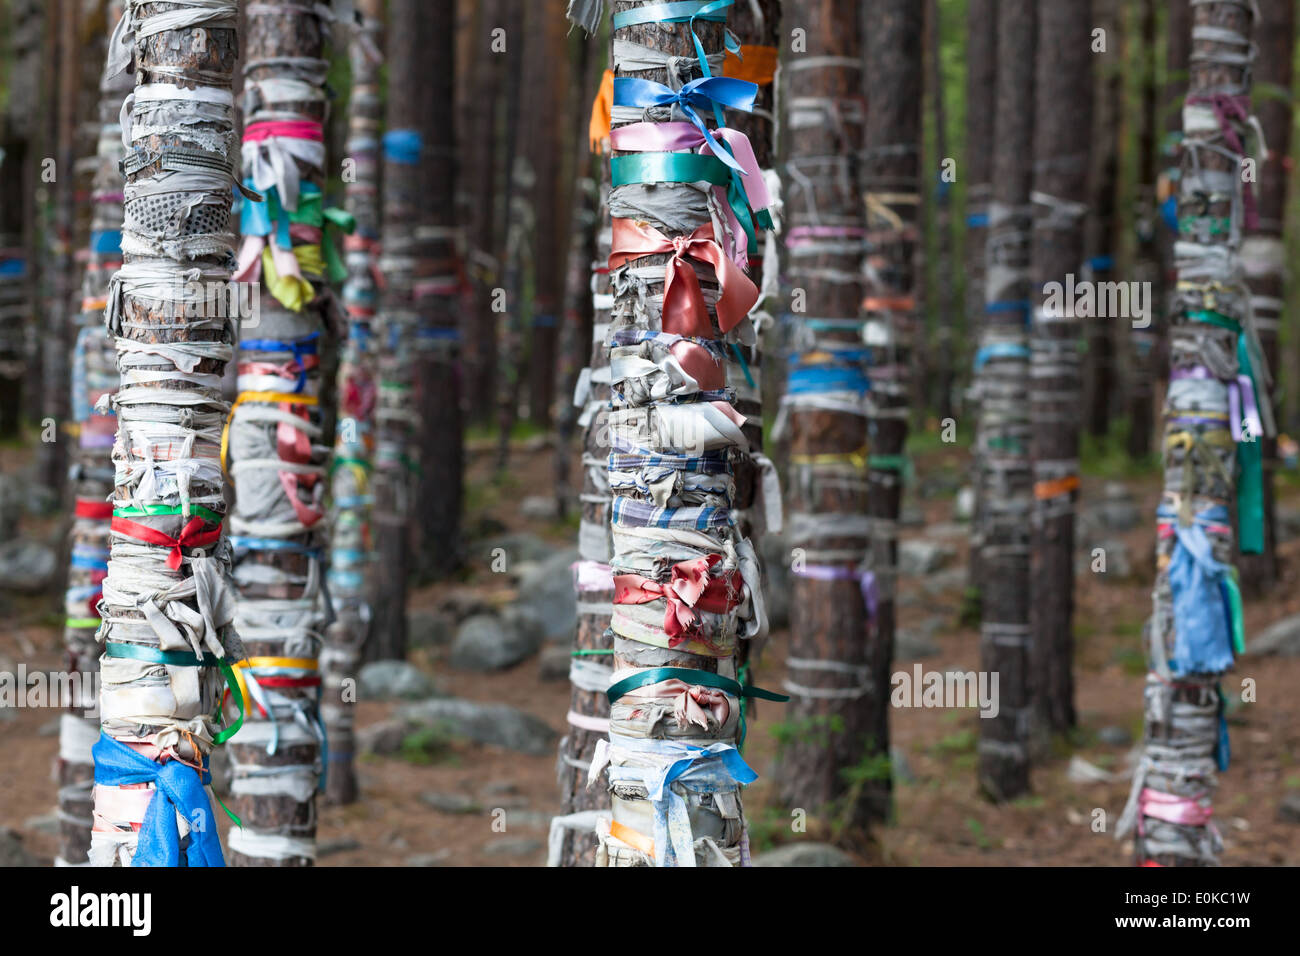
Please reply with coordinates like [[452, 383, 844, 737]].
[[613, 75, 757, 174], [92, 733, 227, 867]]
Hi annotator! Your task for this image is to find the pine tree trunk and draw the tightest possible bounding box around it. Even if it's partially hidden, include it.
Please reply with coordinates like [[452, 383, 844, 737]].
[[323, 0, 385, 809], [57, 0, 129, 867], [227, 0, 340, 866], [412, 0, 463, 582], [591, 0, 776, 867], [1236, 0, 1291, 595], [1028, 0, 1091, 741], [927, 0, 956, 423], [963, 0, 997, 615], [1127, 0, 1160, 461], [976, 0, 1035, 803], [92, 0, 242, 868], [773, 0, 879, 830], [1118, 0, 1259, 868]]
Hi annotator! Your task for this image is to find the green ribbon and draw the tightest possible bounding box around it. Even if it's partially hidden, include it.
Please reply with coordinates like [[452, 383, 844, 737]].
[[1185, 309, 1268, 555], [65, 617, 101, 629], [869, 454, 912, 479], [114, 502, 225, 524], [1222, 569, 1246, 656], [611, 151, 730, 188]]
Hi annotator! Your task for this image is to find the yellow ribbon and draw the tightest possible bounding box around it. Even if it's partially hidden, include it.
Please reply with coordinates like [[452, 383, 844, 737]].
[[221, 390, 320, 473], [231, 656, 319, 710]]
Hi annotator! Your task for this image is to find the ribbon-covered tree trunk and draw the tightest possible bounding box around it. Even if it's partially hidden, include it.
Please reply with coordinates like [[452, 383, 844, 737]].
[[324, 0, 383, 809], [773, 0, 877, 829], [59, 3, 132, 866], [963, 0, 996, 613], [1028, 0, 1091, 740], [91, 0, 243, 868], [227, 0, 345, 867], [1236, 0, 1291, 594], [975, 0, 1034, 802], [582, 0, 778, 867], [859, 0, 921, 821], [552, 69, 615, 869], [1118, 0, 1266, 868]]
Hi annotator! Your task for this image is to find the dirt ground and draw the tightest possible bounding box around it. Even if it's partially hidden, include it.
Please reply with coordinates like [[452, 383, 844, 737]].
[[3, 435, 1299, 866]]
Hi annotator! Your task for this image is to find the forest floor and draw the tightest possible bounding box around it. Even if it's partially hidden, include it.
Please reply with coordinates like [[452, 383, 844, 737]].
[[3, 428, 1300, 866]]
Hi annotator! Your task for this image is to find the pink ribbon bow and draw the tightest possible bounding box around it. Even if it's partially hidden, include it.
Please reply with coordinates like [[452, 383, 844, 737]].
[[614, 554, 742, 642]]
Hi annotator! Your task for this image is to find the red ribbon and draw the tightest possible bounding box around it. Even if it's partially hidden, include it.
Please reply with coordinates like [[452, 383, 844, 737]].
[[608, 219, 758, 338], [614, 555, 742, 643], [75, 499, 114, 520], [110, 516, 222, 571]]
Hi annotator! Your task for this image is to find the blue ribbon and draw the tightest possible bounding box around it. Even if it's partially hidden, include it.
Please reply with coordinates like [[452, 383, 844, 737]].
[[92, 733, 227, 867], [612, 0, 740, 80], [239, 331, 320, 392], [90, 230, 122, 254], [973, 342, 1030, 369], [382, 128, 423, 165], [1158, 504, 1238, 677], [613, 75, 757, 174]]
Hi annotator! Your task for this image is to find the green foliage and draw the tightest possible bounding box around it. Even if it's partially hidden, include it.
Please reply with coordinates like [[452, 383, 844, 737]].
[[770, 714, 846, 753], [399, 724, 454, 765]]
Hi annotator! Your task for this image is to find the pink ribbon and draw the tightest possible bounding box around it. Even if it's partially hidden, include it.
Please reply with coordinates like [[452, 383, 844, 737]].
[[243, 120, 324, 142], [1138, 788, 1213, 828], [613, 554, 742, 642]]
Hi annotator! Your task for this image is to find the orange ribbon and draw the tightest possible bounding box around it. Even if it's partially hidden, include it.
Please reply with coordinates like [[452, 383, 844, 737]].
[[589, 69, 614, 154], [723, 44, 778, 86], [609, 820, 655, 856], [608, 219, 759, 339], [614, 554, 742, 642], [1033, 475, 1080, 500]]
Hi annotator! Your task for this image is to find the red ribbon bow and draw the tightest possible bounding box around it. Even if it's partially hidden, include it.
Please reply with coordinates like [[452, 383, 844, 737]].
[[614, 554, 741, 643], [608, 219, 758, 339], [110, 516, 222, 571]]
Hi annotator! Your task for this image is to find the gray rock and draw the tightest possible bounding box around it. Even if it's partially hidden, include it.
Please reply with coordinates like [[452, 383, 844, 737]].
[[921, 566, 967, 596], [396, 698, 557, 756], [0, 828, 36, 866], [482, 837, 543, 858], [1277, 507, 1300, 543], [482, 532, 554, 568], [1097, 725, 1133, 747], [538, 644, 571, 682], [451, 611, 545, 671], [1278, 791, 1300, 824], [358, 660, 435, 700], [898, 539, 954, 577], [925, 521, 967, 540], [520, 495, 561, 521], [419, 791, 481, 814], [317, 837, 361, 857], [0, 475, 21, 541], [1249, 614, 1300, 657], [408, 609, 455, 648], [890, 746, 915, 784], [1077, 538, 1131, 579], [514, 546, 580, 641], [406, 850, 453, 866], [0, 540, 57, 592], [954, 485, 975, 522], [357, 719, 410, 756], [900, 503, 925, 528], [752, 842, 855, 867], [894, 617, 943, 660]]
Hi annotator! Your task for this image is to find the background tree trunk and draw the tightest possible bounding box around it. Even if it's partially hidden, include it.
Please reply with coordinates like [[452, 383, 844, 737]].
[[324, 0, 385, 809], [227, 0, 338, 866], [774, 0, 880, 833], [1029, 0, 1092, 742], [976, 0, 1035, 803]]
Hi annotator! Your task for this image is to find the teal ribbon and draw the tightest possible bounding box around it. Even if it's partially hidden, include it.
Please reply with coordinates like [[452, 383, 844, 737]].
[[611, 151, 730, 188], [612, 0, 741, 83], [607, 666, 788, 748], [104, 641, 245, 746], [1235, 333, 1265, 554]]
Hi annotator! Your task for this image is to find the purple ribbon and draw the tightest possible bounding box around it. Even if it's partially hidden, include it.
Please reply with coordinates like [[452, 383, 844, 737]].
[[792, 564, 878, 620]]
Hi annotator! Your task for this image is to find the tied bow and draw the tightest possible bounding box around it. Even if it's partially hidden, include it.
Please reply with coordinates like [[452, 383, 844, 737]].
[[614, 554, 741, 641], [609, 219, 758, 338], [110, 515, 222, 571], [613, 75, 757, 173]]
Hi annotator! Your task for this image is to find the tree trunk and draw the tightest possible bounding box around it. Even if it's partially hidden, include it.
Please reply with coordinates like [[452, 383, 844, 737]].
[[1127, 0, 1160, 461], [773, 0, 881, 832], [963, 0, 997, 617], [1117, 0, 1259, 868], [1028, 0, 1091, 742], [92, 0, 242, 868], [976, 0, 1035, 803], [323, 0, 385, 809], [927, 0, 956, 423], [1236, 0, 1291, 595], [590, 0, 777, 867], [412, 0, 463, 583], [56, 0, 126, 867], [227, 0, 340, 866]]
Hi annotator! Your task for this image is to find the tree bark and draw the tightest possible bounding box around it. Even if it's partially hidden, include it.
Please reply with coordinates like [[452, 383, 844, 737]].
[[591, 0, 776, 867], [976, 0, 1035, 803], [1127, 0, 1160, 461], [773, 0, 881, 832], [1117, 0, 1259, 868], [1028, 0, 1092, 742], [92, 0, 242, 868], [227, 0, 340, 866]]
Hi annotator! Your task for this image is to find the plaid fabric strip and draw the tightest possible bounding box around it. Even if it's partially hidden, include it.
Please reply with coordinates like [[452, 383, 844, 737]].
[[610, 496, 733, 530]]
